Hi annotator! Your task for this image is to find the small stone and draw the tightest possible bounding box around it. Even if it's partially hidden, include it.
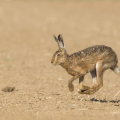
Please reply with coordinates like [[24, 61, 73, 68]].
[[2, 86, 15, 92]]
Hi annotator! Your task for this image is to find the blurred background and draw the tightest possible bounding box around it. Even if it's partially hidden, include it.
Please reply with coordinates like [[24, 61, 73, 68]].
[[0, 0, 120, 120]]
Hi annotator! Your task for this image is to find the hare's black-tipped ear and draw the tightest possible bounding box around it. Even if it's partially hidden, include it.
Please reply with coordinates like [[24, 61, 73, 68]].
[[53, 35, 58, 42], [53, 35, 60, 49], [58, 34, 65, 49]]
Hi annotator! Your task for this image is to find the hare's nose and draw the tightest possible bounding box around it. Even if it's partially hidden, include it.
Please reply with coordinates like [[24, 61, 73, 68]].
[[51, 59, 54, 64]]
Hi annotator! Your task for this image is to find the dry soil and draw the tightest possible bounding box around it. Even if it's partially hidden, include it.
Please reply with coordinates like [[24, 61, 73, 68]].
[[0, 0, 120, 120]]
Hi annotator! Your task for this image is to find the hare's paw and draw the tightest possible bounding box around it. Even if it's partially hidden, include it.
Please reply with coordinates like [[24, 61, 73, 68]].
[[81, 85, 90, 91], [78, 85, 90, 94], [78, 90, 86, 94], [78, 88, 96, 95], [68, 82, 74, 92], [81, 84, 103, 94]]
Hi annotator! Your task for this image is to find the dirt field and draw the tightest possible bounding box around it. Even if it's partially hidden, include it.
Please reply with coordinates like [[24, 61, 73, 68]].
[[0, 0, 120, 120]]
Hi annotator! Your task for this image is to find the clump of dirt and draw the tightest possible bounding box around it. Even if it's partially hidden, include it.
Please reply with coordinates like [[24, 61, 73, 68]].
[[2, 86, 15, 92]]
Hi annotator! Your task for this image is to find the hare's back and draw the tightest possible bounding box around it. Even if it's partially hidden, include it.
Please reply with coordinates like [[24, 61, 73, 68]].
[[79, 45, 111, 54], [76, 45, 117, 62]]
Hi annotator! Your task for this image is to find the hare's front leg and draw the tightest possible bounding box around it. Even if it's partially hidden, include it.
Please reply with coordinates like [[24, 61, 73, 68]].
[[68, 76, 80, 92]]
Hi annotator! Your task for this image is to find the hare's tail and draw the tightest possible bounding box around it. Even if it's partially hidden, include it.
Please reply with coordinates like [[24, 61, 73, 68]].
[[111, 66, 120, 75]]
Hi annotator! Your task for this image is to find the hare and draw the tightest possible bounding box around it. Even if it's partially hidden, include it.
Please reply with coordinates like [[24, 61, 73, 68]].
[[51, 34, 120, 95]]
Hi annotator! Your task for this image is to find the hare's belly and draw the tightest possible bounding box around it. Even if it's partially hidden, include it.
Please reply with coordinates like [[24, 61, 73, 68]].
[[66, 69, 81, 76], [65, 67, 87, 76], [66, 64, 96, 76]]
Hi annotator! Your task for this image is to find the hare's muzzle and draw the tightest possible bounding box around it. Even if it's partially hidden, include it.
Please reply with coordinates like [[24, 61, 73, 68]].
[[51, 62, 56, 66], [51, 62, 54, 65], [51, 59, 55, 66], [51, 59, 57, 66]]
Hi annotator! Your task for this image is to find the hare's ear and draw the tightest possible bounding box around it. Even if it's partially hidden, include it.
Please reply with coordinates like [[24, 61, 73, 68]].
[[58, 34, 65, 49], [53, 35, 60, 49], [53, 35, 58, 42], [53, 34, 65, 49]]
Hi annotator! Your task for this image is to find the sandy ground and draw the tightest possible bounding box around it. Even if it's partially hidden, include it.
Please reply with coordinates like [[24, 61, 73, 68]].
[[0, 0, 120, 120]]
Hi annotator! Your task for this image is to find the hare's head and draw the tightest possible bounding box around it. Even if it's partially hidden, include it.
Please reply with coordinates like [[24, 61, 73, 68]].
[[51, 34, 67, 66]]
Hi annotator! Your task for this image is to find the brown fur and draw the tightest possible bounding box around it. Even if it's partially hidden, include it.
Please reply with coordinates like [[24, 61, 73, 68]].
[[51, 34, 120, 94]]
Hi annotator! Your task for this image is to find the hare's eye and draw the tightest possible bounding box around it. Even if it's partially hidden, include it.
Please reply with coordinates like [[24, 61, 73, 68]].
[[57, 54, 61, 57]]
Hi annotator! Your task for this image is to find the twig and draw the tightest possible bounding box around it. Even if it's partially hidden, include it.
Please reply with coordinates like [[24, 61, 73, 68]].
[[113, 90, 120, 98]]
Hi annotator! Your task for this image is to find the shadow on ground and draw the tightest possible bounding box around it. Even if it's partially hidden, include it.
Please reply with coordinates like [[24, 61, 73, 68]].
[[90, 98, 120, 103]]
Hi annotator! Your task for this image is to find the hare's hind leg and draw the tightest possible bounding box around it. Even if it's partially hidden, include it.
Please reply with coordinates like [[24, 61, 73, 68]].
[[79, 61, 103, 95], [90, 61, 104, 93], [68, 75, 86, 92], [90, 70, 97, 86], [78, 70, 96, 93], [79, 76, 90, 91]]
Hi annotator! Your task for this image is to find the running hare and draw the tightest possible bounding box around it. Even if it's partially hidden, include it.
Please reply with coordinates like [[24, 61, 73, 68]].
[[51, 34, 120, 95]]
